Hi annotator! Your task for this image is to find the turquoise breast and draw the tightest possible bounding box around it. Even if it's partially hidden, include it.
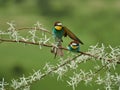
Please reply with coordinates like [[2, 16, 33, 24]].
[[53, 28, 64, 39]]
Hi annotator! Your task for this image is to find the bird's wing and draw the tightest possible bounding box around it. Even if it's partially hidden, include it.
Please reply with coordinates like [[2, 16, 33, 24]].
[[63, 26, 84, 45]]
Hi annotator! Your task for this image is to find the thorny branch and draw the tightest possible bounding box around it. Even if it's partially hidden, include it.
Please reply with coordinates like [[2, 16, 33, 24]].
[[16, 27, 52, 34], [8, 53, 107, 90], [0, 23, 120, 90], [0, 38, 120, 64]]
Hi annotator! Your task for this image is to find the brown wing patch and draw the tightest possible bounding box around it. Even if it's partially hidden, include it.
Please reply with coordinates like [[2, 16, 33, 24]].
[[63, 26, 84, 45]]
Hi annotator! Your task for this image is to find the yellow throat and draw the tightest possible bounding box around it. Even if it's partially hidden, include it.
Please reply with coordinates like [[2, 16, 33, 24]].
[[55, 26, 62, 30], [71, 45, 78, 49]]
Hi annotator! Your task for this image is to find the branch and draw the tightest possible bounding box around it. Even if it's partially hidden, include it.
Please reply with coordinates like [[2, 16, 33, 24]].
[[0, 38, 119, 89], [16, 27, 52, 34], [11, 53, 82, 89], [0, 22, 118, 90], [0, 38, 120, 64], [10, 47, 118, 90], [0, 38, 52, 47]]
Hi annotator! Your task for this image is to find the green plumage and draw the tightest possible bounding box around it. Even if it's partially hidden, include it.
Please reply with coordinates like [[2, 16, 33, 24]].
[[52, 26, 84, 45], [52, 27, 64, 42], [68, 45, 80, 52]]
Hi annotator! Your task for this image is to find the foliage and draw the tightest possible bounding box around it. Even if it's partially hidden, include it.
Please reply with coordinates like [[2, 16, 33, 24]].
[[0, 22, 120, 90]]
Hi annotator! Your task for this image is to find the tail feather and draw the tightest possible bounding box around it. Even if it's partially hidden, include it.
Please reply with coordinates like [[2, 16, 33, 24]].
[[51, 45, 64, 58], [57, 46, 64, 56]]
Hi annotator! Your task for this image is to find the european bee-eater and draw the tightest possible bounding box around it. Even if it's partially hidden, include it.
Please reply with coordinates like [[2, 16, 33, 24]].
[[68, 41, 80, 52], [52, 21, 84, 45]]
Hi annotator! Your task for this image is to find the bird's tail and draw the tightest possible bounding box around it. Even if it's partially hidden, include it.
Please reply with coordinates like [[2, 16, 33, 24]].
[[51, 45, 64, 58], [56, 45, 64, 57]]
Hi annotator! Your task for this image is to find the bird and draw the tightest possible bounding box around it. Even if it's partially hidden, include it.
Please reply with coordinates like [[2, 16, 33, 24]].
[[52, 21, 84, 45], [68, 41, 80, 53], [51, 21, 83, 57]]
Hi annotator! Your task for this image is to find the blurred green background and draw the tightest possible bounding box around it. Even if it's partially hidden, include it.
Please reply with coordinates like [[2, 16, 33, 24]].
[[0, 0, 120, 90]]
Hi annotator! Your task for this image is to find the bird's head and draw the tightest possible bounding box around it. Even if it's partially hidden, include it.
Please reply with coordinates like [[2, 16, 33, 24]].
[[69, 41, 79, 49], [54, 21, 63, 30]]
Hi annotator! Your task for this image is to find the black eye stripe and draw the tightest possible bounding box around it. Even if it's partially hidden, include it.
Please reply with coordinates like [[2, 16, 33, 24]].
[[72, 45, 78, 46], [56, 25, 62, 26]]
